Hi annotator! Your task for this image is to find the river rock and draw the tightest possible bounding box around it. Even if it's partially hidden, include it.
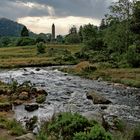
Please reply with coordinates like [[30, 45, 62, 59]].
[[19, 92, 29, 100], [37, 89, 48, 96], [35, 68, 41, 71], [86, 91, 112, 104], [25, 103, 39, 112], [15, 133, 35, 140], [13, 100, 23, 106]]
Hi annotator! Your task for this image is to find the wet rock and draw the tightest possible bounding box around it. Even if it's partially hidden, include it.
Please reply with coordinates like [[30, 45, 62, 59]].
[[36, 94, 46, 104], [25, 103, 39, 112], [15, 133, 35, 140], [30, 71, 35, 75], [35, 68, 41, 71], [86, 91, 112, 104], [97, 77, 103, 82], [37, 89, 48, 96], [13, 100, 23, 106], [19, 92, 29, 100], [101, 106, 108, 110], [0, 103, 12, 111]]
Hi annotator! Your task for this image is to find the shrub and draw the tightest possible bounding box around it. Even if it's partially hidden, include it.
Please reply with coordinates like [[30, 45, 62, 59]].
[[38, 112, 112, 140], [36, 42, 46, 54], [126, 45, 140, 67], [132, 125, 140, 140], [48, 112, 89, 139], [36, 94, 46, 104], [73, 125, 112, 140], [16, 37, 35, 46], [65, 34, 81, 44], [0, 117, 26, 136]]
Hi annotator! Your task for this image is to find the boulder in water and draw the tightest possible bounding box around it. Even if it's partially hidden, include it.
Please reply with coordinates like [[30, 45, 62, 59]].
[[25, 103, 39, 112], [86, 91, 112, 104]]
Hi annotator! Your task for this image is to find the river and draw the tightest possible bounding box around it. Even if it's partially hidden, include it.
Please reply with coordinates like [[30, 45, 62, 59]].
[[0, 67, 139, 127]]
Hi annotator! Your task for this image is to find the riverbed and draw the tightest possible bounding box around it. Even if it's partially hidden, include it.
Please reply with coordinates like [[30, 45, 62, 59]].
[[0, 67, 139, 126]]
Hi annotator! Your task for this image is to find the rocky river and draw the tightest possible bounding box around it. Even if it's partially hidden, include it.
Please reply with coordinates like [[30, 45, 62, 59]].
[[0, 67, 139, 128]]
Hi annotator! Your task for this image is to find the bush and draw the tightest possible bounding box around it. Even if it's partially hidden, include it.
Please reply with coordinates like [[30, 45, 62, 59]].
[[48, 112, 89, 139], [65, 34, 81, 44], [132, 125, 140, 140], [84, 38, 105, 51], [126, 45, 140, 67], [74, 125, 112, 140], [0, 117, 26, 136], [36, 94, 46, 104], [16, 37, 35, 46], [36, 42, 46, 54], [38, 112, 112, 140]]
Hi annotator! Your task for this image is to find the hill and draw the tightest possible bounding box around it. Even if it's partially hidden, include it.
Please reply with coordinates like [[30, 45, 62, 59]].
[[0, 18, 36, 37]]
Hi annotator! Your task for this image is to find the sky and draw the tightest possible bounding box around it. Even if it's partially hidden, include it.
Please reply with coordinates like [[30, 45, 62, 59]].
[[0, 0, 114, 35]]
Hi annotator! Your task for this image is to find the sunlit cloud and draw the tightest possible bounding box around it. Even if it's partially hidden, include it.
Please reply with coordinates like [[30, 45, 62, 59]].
[[18, 16, 100, 35]]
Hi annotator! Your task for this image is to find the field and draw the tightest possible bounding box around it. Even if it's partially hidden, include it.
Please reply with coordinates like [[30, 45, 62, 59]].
[[0, 44, 81, 68]]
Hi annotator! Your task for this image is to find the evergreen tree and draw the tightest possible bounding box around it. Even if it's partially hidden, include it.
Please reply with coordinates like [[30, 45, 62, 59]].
[[21, 26, 29, 37]]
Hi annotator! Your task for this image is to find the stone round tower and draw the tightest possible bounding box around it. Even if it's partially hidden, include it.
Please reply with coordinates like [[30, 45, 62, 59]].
[[51, 23, 55, 41]]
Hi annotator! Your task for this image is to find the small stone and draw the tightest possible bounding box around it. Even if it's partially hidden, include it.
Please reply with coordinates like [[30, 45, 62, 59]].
[[25, 103, 39, 112], [35, 68, 41, 71]]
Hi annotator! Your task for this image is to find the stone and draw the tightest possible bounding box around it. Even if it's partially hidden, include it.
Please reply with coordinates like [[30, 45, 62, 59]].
[[37, 89, 48, 96], [35, 68, 41, 71], [19, 92, 29, 100], [25, 103, 39, 112], [86, 91, 112, 104], [13, 100, 23, 106], [15, 133, 35, 140]]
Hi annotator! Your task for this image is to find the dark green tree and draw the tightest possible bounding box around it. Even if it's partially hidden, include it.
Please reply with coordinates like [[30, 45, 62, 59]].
[[69, 25, 77, 34], [21, 26, 29, 37], [78, 26, 83, 42]]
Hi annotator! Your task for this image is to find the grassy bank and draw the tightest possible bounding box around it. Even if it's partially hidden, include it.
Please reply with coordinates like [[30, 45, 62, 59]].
[[61, 61, 140, 88]]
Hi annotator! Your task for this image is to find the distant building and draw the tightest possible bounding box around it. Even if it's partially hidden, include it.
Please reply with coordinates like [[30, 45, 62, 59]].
[[51, 23, 55, 41]]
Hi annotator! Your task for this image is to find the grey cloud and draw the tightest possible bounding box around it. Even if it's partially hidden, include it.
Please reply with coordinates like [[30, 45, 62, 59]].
[[0, 0, 113, 20]]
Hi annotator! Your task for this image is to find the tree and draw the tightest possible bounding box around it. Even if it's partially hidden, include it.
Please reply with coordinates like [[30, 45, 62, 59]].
[[130, 1, 140, 34], [56, 35, 64, 43], [69, 25, 77, 34], [21, 26, 29, 37], [100, 19, 107, 30], [105, 0, 133, 49], [65, 34, 80, 44], [78, 26, 83, 42]]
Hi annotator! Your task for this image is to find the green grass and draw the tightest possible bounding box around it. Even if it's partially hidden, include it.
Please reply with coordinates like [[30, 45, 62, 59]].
[[0, 117, 26, 136], [61, 62, 140, 88], [0, 44, 81, 68]]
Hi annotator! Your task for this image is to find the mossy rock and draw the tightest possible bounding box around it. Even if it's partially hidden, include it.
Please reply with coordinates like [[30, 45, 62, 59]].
[[36, 94, 46, 104], [19, 92, 29, 100], [87, 91, 112, 104]]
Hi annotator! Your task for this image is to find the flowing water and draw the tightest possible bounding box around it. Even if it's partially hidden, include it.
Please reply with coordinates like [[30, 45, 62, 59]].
[[0, 67, 139, 127]]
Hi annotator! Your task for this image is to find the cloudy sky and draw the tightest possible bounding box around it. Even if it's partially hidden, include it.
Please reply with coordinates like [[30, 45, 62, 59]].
[[0, 0, 114, 35]]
